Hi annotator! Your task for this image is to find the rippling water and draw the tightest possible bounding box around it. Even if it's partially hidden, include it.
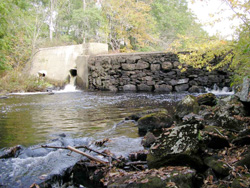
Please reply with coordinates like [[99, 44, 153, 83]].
[[0, 91, 186, 148]]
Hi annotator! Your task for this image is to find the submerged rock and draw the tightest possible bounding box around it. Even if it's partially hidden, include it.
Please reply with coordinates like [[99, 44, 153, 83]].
[[138, 110, 173, 136], [147, 124, 204, 170]]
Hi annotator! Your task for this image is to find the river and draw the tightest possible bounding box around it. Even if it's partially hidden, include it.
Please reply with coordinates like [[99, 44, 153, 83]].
[[0, 90, 232, 187]]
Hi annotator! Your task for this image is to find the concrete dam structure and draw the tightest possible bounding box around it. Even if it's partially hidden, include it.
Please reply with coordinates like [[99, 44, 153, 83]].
[[29, 44, 232, 92]]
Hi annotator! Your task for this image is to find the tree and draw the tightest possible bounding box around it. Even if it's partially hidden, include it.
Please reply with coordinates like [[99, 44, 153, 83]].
[[101, 0, 157, 51]]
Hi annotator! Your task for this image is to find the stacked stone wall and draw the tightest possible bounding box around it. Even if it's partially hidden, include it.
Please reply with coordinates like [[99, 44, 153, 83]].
[[88, 52, 231, 92]]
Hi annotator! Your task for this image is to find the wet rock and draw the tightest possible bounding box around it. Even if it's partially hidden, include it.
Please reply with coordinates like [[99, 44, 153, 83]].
[[154, 84, 172, 92], [204, 157, 230, 177], [141, 132, 156, 148], [232, 136, 250, 146], [106, 167, 196, 188], [175, 84, 189, 92], [197, 93, 217, 106], [176, 95, 199, 120], [138, 111, 173, 136], [72, 160, 105, 188], [147, 124, 204, 170], [0, 145, 22, 159]]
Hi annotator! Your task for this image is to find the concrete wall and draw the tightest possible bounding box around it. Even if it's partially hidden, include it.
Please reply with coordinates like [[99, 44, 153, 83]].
[[87, 52, 232, 92], [29, 43, 108, 83]]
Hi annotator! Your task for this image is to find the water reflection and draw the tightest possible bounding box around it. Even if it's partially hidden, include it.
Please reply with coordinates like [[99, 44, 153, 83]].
[[0, 92, 182, 148]]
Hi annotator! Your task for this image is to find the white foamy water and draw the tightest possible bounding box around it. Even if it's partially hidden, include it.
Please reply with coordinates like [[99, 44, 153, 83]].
[[206, 85, 234, 95]]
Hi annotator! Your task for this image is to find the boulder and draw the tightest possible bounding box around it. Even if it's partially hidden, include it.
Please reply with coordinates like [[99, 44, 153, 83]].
[[204, 157, 230, 177], [121, 63, 136, 71], [123, 84, 137, 91], [232, 136, 250, 146], [147, 124, 204, 170], [188, 86, 204, 93], [138, 111, 173, 136], [197, 93, 217, 106], [136, 60, 149, 70], [137, 84, 153, 91], [141, 132, 156, 148], [176, 95, 199, 120], [154, 84, 172, 92], [175, 84, 189, 92], [235, 77, 250, 103]]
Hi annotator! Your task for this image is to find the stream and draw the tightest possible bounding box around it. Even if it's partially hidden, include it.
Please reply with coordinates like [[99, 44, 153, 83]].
[[0, 90, 232, 187]]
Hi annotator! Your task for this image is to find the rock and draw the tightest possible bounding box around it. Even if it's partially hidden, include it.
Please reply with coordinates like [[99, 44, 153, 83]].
[[197, 93, 217, 106], [137, 84, 153, 91], [182, 113, 204, 125], [175, 84, 189, 92], [141, 132, 156, 148], [235, 76, 250, 103], [106, 167, 196, 188], [204, 157, 230, 177], [138, 111, 173, 136], [170, 79, 178, 86], [177, 78, 189, 85], [232, 136, 250, 146], [176, 95, 199, 120], [129, 150, 148, 161], [154, 84, 172, 92], [173, 61, 180, 68], [202, 126, 230, 149], [121, 63, 136, 71], [123, 84, 137, 91], [162, 62, 173, 71], [126, 55, 141, 64], [136, 60, 149, 70], [0, 95, 8, 99], [0, 145, 22, 159], [188, 86, 204, 93], [109, 85, 118, 92], [147, 124, 204, 170], [236, 152, 250, 169], [150, 64, 161, 71]]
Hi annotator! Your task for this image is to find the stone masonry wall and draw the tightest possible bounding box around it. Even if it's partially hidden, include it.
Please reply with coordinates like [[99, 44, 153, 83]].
[[88, 52, 231, 92]]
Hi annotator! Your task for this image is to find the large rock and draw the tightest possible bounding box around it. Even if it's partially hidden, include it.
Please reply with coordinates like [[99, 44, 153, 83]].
[[154, 84, 172, 92], [147, 124, 204, 170], [204, 157, 230, 177], [236, 77, 250, 102], [137, 84, 153, 91], [176, 95, 199, 120], [197, 93, 217, 106], [123, 84, 137, 91], [136, 60, 149, 70], [175, 84, 189, 92], [138, 111, 173, 136]]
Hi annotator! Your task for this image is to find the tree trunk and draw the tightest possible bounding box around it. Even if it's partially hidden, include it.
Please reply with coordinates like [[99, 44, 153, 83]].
[[49, 0, 54, 41]]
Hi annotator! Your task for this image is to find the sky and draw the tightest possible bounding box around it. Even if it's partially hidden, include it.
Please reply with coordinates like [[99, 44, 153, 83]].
[[187, 0, 242, 40]]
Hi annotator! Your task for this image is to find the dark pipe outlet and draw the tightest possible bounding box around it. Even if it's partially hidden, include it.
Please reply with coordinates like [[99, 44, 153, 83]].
[[70, 69, 77, 77]]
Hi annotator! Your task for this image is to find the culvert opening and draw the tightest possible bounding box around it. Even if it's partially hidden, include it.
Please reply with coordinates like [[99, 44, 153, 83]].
[[69, 69, 77, 77]]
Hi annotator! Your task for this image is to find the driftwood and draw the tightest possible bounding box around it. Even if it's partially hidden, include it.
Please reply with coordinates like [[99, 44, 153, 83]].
[[67, 146, 108, 165], [40, 145, 108, 165], [40, 145, 121, 162]]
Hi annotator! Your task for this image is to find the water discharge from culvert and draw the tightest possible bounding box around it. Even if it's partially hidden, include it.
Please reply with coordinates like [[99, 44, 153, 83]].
[[63, 69, 78, 92]]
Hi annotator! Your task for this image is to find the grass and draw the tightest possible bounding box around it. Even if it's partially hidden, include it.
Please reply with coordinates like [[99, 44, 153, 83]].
[[0, 70, 54, 94]]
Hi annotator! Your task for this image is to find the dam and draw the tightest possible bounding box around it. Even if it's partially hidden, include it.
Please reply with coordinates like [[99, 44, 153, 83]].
[[29, 43, 232, 92]]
